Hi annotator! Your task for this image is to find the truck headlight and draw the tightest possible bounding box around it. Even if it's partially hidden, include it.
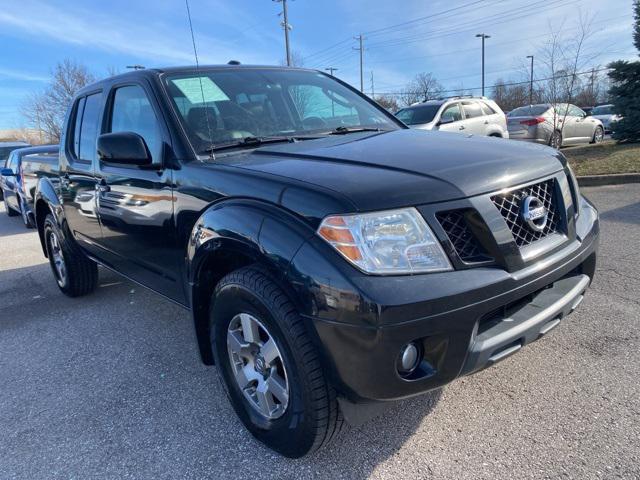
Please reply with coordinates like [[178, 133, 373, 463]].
[[317, 207, 452, 274]]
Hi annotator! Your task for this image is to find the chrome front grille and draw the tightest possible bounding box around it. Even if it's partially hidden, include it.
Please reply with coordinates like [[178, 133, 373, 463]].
[[491, 179, 560, 248]]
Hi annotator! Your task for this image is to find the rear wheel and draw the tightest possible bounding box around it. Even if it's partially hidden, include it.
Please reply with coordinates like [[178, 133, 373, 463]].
[[210, 266, 343, 458], [549, 130, 562, 149], [6, 196, 18, 217], [591, 126, 604, 144], [44, 214, 98, 297]]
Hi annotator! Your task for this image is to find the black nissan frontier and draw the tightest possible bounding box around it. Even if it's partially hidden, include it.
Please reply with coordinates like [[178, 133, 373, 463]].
[[34, 65, 599, 458]]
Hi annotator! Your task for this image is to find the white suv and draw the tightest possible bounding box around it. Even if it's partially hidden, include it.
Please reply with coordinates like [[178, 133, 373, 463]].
[[395, 96, 509, 138]]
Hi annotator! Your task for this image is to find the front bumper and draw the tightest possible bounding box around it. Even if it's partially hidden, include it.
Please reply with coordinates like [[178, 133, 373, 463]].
[[298, 197, 599, 406]]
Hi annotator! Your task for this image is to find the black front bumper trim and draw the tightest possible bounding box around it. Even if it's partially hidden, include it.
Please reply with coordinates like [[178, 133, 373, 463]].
[[461, 273, 590, 375]]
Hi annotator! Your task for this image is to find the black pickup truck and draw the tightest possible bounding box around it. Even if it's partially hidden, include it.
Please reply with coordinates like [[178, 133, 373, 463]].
[[35, 65, 599, 458]]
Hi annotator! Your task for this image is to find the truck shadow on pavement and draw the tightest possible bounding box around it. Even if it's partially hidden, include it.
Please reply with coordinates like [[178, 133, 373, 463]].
[[598, 201, 640, 226], [0, 261, 443, 479]]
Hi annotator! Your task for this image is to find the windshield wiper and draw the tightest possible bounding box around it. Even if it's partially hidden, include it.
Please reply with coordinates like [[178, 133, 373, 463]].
[[328, 126, 387, 135], [202, 135, 321, 153]]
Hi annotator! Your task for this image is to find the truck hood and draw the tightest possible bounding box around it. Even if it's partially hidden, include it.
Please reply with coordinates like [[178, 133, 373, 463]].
[[220, 129, 565, 211]]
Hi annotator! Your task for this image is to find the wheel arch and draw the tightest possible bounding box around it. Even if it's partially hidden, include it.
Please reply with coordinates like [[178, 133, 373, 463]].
[[186, 199, 315, 365], [34, 178, 64, 257]]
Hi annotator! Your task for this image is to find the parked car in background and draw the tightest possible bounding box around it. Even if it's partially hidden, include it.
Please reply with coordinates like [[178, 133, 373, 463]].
[[507, 103, 604, 149], [0, 141, 31, 200], [0, 145, 59, 227], [395, 96, 509, 138], [590, 104, 620, 134], [581, 106, 594, 116]]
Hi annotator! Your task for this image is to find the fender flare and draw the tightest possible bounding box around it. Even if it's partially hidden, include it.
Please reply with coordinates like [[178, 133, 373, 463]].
[[33, 177, 64, 256], [186, 198, 315, 364]]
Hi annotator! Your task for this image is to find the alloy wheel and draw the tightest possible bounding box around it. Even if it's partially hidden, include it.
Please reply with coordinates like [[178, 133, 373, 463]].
[[48, 231, 67, 287], [594, 127, 604, 143], [226, 313, 290, 420]]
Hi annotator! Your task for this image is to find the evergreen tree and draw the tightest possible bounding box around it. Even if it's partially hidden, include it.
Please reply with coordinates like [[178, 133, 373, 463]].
[[607, 0, 640, 142]]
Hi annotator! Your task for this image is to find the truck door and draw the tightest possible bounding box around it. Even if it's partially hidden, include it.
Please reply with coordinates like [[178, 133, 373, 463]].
[[94, 82, 183, 304], [59, 92, 104, 255]]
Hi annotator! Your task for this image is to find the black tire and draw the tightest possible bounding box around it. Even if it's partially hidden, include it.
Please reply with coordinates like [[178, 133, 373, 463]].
[[210, 266, 343, 458], [6, 199, 18, 217], [549, 130, 562, 149], [591, 126, 604, 144], [43, 214, 98, 297]]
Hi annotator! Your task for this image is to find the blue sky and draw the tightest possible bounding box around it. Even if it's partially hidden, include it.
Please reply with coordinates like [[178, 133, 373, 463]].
[[0, 0, 636, 129]]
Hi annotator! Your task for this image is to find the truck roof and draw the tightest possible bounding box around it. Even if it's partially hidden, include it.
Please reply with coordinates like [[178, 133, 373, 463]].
[[76, 65, 316, 96]]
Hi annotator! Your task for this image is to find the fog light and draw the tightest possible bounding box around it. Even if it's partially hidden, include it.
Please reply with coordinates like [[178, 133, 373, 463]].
[[398, 342, 420, 375]]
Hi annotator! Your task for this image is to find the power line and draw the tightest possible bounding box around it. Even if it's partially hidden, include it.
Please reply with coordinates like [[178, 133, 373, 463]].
[[363, 0, 488, 37], [365, 0, 579, 49], [365, 13, 631, 67], [302, 0, 494, 64], [374, 66, 613, 97]]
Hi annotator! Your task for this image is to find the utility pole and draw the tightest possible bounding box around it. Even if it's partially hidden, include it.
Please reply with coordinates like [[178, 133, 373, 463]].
[[353, 34, 364, 93], [325, 67, 338, 76], [274, 0, 292, 66], [526, 55, 534, 105], [126, 65, 145, 70], [370, 71, 375, 98], [475, 33, 490, 96]]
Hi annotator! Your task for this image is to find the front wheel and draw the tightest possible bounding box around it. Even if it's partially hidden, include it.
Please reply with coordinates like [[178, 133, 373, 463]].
[[44, 214, 98, 297], [591, 126, 604, 144], [210, 266, 343, 458]]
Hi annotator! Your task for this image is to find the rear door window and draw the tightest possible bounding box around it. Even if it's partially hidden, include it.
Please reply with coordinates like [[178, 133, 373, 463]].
[[78, 93, 102, 163], [462, 102, 484, 119], [71, 97, 86, 159]]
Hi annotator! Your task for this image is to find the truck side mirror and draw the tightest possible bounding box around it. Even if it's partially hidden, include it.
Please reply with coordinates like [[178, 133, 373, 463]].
[[98, 132, 152, 166], [0, 168, 16, 176]]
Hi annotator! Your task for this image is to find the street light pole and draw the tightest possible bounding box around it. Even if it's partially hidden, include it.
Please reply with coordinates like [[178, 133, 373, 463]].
[[325, 67, 338, 76], [475, 33, 490, 96], [526, 55, 534, 105]]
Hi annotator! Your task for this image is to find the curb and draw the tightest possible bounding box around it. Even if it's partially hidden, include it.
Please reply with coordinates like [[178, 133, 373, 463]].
[[577, 173, 640, 187]]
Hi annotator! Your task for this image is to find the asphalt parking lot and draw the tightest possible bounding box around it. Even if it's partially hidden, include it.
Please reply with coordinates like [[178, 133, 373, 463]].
[[1, 184, 639, 480]]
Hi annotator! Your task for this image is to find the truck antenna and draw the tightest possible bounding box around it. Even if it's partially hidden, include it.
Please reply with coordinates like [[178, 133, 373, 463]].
[[185, 0, 215, 160]]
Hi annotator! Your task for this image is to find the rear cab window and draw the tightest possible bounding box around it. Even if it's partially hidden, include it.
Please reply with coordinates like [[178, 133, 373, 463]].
[[68, 92, 103, 167]]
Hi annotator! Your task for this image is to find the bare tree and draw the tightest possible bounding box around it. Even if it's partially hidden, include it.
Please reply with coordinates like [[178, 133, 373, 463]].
[[400, 72, 443, 106], [538, 12, 595, 135], [21, 59, 95, 142], [374, 95, 399, 112]]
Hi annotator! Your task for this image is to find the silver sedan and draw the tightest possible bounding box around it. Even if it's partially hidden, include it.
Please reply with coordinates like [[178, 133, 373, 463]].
[[507, 103, 605, 149]]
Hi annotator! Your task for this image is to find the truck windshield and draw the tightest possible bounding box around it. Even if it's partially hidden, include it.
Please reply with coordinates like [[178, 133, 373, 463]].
[[164, 68, 399, 154]]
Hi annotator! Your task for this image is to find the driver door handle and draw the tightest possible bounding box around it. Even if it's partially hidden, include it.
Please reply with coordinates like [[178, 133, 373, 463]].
[[459, 125, 466, 130]]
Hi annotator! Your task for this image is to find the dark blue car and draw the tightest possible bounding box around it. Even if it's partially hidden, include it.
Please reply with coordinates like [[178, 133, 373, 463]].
[[1, 145, 59, 227]]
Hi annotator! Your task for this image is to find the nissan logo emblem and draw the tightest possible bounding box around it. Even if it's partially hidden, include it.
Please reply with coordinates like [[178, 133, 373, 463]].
[[521, 196, 548, 232]]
